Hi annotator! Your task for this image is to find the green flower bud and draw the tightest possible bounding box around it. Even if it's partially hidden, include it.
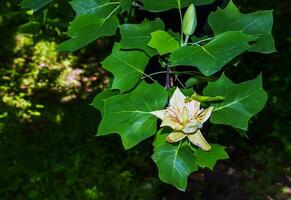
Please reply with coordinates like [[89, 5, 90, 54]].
[[182, 4, 197, 36]]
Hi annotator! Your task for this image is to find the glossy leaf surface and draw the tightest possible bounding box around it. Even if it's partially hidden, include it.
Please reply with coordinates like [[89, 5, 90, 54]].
[[152, 143, 198, 191], [171, 31, 256, 76], [208, 0, 275, 53], [148, 30, 179, 55], [119, 19, 165, 56], [102, 44, 150, 93], [98, 82, 168, 149], [57, 15, 118, 52], [203, 74, 268, 130]]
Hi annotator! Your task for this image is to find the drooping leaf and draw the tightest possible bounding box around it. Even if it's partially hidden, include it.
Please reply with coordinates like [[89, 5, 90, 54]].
[[91, 89, 119, 115], [140, 0, 215, 12], [98, 82, 168, 149], [148, 30, 179, 55], [170, 31, 256, 76], [20, 0, 52, 11], [195, 144, 229, 170], [57, 14, 118, 52], [70, 0, 120, 17], [203, 74, 268, 130], [119, 19, 165, 56], [208, 0, 275, 53], [152, 143, 198, 191], [102, 43, 150, 93]]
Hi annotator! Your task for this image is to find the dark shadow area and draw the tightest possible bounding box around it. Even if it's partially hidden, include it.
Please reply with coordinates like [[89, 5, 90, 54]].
[[0, 0, 290, 199]]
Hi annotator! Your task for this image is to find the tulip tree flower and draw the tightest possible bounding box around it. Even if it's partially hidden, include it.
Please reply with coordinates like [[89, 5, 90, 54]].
[[151, 88, 214, 151]]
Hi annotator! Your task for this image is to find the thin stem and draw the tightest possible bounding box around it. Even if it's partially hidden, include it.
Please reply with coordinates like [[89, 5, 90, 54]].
[[141, 71, 168, 78], [140, 72, 156, 82], [165, 66, 171, 89], [175, 75, 186, 89], [182, 35, 190, 47], [177, 0, 184, 46]]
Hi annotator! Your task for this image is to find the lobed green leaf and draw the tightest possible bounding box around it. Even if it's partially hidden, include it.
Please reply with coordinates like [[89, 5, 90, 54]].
[[98, 82, 168, 149], [101, 43, 150, 93], [119, 19, 165, 56], [208, 0, 276, 53], [195, 144, 229, 170], [170, 31, 256, 76], [148, 30, 179, 55], [57, 14, 118, 52], [203, 74, 268, 130], [152, 143, 198, 191]]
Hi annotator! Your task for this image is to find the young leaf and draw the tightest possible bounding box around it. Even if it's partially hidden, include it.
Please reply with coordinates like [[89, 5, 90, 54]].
[[71, 0, 120, 17], [91, 89, 119, 115], [152, 143, 198, 191], [98, 82, 168, 149], [140, 0, 215, 12], [195, 144, 229, 170], [203, 74, 268, 130], [119, 19, 165, 56], [171, 31, 256, 76], [102, 43, 150, 93], [20, 0, 52, 11], [148, 30, 179, 55], [57, 14, 118, 52], [208, 0, 275, 53]]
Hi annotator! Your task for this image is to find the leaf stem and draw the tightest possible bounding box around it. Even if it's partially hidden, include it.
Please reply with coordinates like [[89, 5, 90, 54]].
[[104, 5, 120, 21], [188, 37, 214, 46], [182, 35, 190, 47], [175, 75, 186, 89]]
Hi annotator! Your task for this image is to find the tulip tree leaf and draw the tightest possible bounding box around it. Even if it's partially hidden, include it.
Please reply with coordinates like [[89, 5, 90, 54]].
[[98, 82, 168, 149], [153, 129, 168, 149], [148, 30, 180, 55], [102, 43, 150, 93], [91, 89, 119, 115], [140, 0, 216, 12], [208, 0, 275, 53], [195, 144, 229, 170], [203, 74, 268, 130], [20, 0, 52, 11], [119, 19, 165, 56], [71, 0, 120, 17], [170, 31, 256, 76], [152, 143, 198, 191], [57, 14, 118, 52]]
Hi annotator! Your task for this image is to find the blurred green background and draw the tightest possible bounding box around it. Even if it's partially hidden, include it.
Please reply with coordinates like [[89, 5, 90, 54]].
[[0, 0, 290, 199]]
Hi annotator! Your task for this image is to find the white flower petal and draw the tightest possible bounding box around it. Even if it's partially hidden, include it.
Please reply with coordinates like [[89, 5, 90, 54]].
[[187, 130, 211, 151], [150, 110, 166, 120], [182, 120, 200, 134], [196, 106, 214, 123], [186, 100, 201, 120], [160, 115, 183, 130], [166, 132, 187, 143], [169, 87, 186, 109]]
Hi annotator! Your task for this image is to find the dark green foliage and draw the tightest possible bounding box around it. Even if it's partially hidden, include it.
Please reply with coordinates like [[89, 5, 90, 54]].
[[0, 0, 290, 199]]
